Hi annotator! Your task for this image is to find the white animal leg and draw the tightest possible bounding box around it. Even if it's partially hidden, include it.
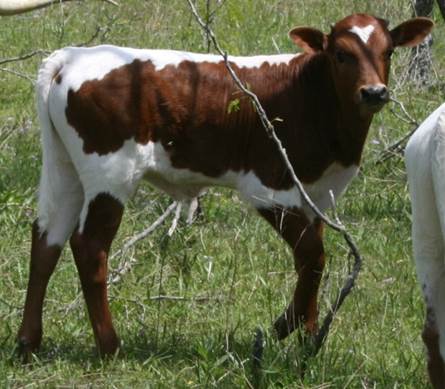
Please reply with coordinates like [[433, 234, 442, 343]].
[[407, 111, 445, 387]]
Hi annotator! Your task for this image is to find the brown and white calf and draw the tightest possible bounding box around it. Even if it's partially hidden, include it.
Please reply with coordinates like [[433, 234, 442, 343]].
[[18, 14, 432, 357], [406, 104, 445, 388]]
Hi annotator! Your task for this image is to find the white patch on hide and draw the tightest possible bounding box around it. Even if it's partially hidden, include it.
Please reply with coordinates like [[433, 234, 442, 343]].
[[302, 163, 359, 217], [49, 45, 296, 92], [239, 163, 358, 220]]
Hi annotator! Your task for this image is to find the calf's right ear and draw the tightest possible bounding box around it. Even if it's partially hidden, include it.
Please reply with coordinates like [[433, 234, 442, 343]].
[[289, 27, 327, 54]]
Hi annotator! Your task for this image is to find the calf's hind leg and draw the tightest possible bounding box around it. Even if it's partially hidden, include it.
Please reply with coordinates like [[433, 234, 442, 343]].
[[17, 222, 63, 356], [17, 167, 83, 357], [70, 193, 124, 356], [258, 208, 325, 340]]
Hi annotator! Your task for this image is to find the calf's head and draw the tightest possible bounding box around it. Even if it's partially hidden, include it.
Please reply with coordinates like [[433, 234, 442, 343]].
[[289, 14, 433, 116]]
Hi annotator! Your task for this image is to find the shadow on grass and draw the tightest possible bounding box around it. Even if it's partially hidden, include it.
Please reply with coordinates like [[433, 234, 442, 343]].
[[3, 327, 417, 387], [1, 326, 311, 387]]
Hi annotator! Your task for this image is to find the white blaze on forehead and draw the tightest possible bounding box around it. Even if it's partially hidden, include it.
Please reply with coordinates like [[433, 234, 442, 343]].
[[348, 25, 375, 44]]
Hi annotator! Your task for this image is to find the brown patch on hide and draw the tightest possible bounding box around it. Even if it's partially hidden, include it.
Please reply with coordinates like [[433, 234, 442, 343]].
[[63, 13, 431, 191]]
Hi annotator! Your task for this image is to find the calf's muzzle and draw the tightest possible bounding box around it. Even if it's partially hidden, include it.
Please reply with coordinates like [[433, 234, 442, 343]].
[[359, 84, 389, 106]]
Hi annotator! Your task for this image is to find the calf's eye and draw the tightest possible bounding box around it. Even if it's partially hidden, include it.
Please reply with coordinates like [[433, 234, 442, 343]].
[[335, 50, 354, 64], [336, 50, 346, 63]]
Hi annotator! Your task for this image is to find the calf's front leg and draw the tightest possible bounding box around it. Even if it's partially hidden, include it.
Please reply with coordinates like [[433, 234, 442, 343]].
[[258, 208, 325, 339]]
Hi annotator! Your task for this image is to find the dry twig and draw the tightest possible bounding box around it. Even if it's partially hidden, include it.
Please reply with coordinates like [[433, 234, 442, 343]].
[[167, 202, 182, 237], [109, 201, 178, 284], [0, 50, 49, 84], [389, 97, 418, 127], [0, 50, 48, 66], [62, 202, 179, 314], [74, 25, 102, 47], [0, 67, 34, 84], [74, 13, 118, 47], [377, 97, 419, 163], [187, 0, 364, 360]]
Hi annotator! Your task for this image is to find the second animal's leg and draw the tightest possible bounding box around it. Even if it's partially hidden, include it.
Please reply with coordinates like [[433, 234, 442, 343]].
[[413, 221, 445, 388], [409, 150, 445, 388], [422, 306, 445, 388]]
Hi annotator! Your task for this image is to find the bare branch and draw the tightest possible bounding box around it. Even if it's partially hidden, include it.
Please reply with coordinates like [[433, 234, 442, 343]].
[[390, 97, 419, 127], [328, 190, 341, 225], [0, 67, 35, 84], [0, 50, 48, 66], [312, 236, 362, 351], [377, 125, 418, 164], [167, 202, 182, 237], [62, 202, 179, 314], [376, 97, 419, 163], [109, 201, 178, 284], [0, 14, 116, 83], [74, 25, 102, 47], [187, 0, 364, 359]]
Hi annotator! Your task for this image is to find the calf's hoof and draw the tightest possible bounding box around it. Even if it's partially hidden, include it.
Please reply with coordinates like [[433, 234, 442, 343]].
[[273, 314, 318, 341], [96, 330, 120, 358], [17, 336, 40, 363]]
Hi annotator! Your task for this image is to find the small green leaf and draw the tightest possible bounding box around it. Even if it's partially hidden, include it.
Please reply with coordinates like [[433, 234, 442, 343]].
[[227, 98, 240, 114]]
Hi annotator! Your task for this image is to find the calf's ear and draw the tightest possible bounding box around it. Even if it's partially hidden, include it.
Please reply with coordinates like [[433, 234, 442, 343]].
[[390, 17, 434, 48], [289, 27, 327, 53]]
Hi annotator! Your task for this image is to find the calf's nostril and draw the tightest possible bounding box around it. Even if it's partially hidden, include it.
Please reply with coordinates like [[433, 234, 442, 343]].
[[379, 87, 389, 102], [360, 86, 389, 104]]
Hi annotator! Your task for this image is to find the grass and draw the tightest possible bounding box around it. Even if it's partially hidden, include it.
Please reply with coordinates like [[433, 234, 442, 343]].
[[1, 0, 445, 387]]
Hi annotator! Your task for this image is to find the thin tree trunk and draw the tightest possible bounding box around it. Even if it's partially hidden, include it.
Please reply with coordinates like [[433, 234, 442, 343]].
[[409, 0, 434, 86], [437, 0, 445, 20]]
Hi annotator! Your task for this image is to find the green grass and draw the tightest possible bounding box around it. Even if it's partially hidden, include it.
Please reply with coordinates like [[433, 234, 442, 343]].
[[1, 0, 445, 387]]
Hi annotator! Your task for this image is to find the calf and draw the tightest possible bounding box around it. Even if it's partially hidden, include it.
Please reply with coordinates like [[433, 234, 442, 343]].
[[18, 14, 432, 357], [406, 103, 445, 388]]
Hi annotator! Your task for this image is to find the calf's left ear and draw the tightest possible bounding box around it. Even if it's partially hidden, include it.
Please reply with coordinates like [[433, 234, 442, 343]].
[[289, 27, 327, 54], [390, 17, 434, 47]]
